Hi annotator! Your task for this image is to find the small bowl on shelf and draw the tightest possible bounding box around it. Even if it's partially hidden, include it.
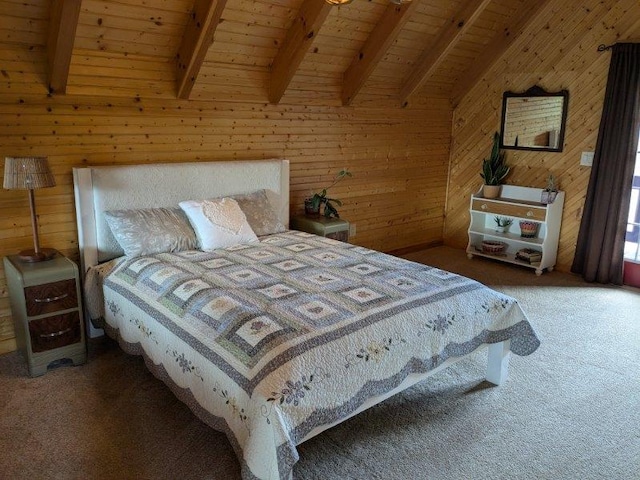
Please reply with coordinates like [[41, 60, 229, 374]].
[[481, 240, 507, 255]]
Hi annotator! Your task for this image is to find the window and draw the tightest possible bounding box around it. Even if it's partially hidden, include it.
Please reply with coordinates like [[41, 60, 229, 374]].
[[624, 139, 640, 262]]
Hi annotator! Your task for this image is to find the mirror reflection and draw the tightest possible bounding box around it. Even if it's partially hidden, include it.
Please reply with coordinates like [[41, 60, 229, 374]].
[[500, 86, 569, 152]]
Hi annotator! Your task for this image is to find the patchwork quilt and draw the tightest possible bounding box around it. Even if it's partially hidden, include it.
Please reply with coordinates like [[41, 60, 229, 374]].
[[98, 230, 540, 479]]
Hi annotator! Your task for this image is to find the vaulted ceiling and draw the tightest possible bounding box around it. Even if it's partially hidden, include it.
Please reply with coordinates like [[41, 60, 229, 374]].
[[17, 0, 553, 107]]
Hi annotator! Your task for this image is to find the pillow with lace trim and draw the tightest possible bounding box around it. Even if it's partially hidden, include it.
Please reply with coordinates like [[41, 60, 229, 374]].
[[179, 197, 259, 251]]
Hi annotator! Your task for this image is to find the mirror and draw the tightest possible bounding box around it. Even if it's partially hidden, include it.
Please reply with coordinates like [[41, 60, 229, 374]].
[[500, 85, 569, 152]]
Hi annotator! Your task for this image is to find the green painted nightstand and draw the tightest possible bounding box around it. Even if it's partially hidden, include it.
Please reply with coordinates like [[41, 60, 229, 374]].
[[3, 252, 87, 376], [290, 215, 350, 242]]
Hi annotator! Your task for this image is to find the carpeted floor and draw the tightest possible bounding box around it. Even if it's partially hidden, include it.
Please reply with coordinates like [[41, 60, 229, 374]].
[[1, 246, 639, 480]]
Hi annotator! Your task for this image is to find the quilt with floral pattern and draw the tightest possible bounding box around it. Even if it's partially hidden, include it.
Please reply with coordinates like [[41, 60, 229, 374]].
[[99, 230, 540, 480]]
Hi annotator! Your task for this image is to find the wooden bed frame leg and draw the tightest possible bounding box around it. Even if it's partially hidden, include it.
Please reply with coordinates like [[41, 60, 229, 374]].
[[486, 340, 511, 385]]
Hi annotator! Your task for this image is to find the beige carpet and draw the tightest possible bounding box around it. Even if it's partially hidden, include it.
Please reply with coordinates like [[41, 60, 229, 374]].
[[1, 246, 639, 480]]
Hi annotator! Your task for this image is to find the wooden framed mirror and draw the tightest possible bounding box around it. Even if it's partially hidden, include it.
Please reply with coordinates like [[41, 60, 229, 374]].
[[499, 86, 569, 152]]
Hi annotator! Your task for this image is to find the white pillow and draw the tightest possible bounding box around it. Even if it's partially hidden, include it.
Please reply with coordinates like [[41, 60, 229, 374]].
[[179, 197, 259, 251]]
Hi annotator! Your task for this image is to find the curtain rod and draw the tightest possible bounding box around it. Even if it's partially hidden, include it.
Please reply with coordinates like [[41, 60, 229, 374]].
[[597, 43, 614, 52]]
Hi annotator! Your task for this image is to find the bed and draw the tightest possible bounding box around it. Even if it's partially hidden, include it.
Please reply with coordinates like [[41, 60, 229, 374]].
[[73, 159, 540, 480]]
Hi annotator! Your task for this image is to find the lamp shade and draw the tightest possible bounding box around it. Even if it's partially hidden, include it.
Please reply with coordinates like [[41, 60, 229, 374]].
[[3, 156, 56, 190]]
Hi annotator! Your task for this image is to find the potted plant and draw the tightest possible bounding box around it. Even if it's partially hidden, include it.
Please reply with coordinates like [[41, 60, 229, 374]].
[[494, 216, 513, 234], [480, 132, 510, 199], [304, 169, 352, 218], [541, 174, 558, 204]]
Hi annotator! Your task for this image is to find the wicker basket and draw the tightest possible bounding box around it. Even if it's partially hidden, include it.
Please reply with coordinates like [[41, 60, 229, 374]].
[[519, 221, 539, 238], [481, 240, 507, 254]]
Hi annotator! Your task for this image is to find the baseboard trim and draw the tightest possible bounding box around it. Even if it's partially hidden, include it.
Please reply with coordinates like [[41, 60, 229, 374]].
[[385, 241, 444, 257]]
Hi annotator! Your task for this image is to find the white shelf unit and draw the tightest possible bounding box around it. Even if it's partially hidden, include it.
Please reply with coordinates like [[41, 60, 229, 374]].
[[466, 185, 564, 275]]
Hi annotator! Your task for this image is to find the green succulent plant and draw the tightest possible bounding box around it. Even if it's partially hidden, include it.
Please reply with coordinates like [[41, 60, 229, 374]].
[[494, 216, 513, 228], [480, 132, 510, 186]]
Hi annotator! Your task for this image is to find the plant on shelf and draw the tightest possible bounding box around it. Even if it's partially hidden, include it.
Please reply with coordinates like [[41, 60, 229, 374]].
[[480, 132, 510, 199], [494, 216, 513, 233], [304, 169, 352, 218], [541, 174, 559, 204]]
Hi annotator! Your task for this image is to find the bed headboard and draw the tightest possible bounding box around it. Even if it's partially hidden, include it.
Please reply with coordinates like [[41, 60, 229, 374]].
[[73, 159, 290, 274]]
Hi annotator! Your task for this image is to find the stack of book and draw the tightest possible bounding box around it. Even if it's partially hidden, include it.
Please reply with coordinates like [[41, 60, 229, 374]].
[[516, 248, 542, 264]]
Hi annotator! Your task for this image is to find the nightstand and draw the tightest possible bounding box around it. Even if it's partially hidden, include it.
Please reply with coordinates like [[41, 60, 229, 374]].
[[3, 253, 87, 376], [290, 215, 350, 242]]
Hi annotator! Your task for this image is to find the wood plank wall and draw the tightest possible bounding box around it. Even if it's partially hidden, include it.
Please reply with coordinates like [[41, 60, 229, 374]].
[[0, 43, 452, 355], [444, 0, 640, 274]]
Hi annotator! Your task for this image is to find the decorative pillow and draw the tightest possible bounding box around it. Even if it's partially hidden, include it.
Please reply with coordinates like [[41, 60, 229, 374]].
[[232, 189, 286, 236], [104, 207, 198, 257], [179, 197, 259, 251]]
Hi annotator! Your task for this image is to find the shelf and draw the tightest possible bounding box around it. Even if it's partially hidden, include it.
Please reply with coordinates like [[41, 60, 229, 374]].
[[467, 247, 541, 270], [468, 227, 543, 245], [467, 185, 564, 275]]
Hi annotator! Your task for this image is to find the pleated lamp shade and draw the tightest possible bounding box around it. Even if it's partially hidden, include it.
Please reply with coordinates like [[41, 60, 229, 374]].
[[3, 156, 57, 262], [3, 156, 56, 190]]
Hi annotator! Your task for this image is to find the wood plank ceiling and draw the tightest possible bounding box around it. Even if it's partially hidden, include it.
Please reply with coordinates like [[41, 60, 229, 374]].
[[33, 0, 552, 107]]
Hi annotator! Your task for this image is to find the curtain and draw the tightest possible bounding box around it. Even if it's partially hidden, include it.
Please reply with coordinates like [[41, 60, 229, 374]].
[[571, 43, 640, 284]]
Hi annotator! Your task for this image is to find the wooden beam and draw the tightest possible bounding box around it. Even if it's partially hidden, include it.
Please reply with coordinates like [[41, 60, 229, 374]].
[[268, 0, 333, 105], [399, 0, 491, 106], [175, 0, 227, 100], [450, 0, 556, 106], [342, 1, 420, 106], [47, 0, 82, 94]]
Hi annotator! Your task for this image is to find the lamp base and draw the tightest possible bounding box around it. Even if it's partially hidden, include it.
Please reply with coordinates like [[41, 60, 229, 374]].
[[18, 248, 58, 263]]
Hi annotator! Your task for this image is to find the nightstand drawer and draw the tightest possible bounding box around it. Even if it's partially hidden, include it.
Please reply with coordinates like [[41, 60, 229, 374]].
[[24, 279, 77, 316], [28, 311, 81, 353]]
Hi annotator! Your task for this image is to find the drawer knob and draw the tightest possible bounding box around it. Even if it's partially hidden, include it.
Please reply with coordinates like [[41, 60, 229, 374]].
[[34, 293, 69, 304], [526, 211, 533, 217], [481, 203, 487, 210]]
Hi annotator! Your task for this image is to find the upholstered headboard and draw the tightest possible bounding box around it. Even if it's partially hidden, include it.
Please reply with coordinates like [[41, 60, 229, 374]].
[[73, 159, 290, 274]]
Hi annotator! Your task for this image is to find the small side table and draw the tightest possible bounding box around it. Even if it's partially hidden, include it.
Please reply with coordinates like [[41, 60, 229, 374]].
[[3, 253, 87, 376], [290, 215, 350, 242]]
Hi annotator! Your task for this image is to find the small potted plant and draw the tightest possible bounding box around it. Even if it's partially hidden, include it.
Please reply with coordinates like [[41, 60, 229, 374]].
[[304, 169, 352, 218], [480, 132, 510, 199], [494, 216, 513, 234], [541, 174, 558, 204]]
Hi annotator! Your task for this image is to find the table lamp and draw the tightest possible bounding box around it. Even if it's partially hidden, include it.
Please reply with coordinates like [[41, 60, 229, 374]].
[[3, 156, 57, 262]]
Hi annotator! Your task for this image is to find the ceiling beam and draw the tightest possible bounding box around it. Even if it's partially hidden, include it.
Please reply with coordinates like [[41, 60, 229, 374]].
[[175, 0, 227, 100], [342, 1, 420, 106], [47, 0, 82, 94], [399, 0, 491, 106], [268, 0, 333, 105], [450, 0, 556, 106]]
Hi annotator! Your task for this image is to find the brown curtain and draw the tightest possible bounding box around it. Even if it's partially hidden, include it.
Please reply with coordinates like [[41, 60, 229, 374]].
[[571, 43, 640, 284]]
